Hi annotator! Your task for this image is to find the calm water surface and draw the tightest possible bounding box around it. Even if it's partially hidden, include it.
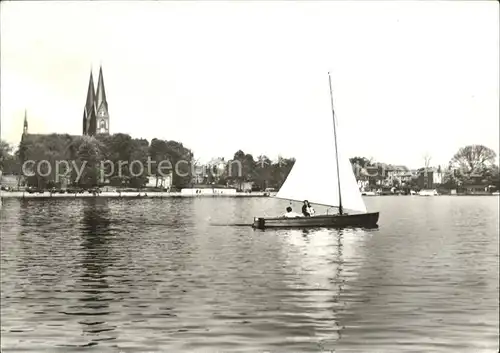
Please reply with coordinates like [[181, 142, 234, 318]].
[[1, 196, 498, 352]]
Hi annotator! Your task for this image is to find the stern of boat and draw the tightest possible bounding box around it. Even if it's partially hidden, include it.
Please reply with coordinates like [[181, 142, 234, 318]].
[[367, 211, 380, 227]]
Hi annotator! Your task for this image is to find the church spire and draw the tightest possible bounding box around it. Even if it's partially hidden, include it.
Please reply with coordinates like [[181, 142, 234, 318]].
[[95, 65, 110, 135], [96, 65, 107, 111], [83, 69, 97, 136], [23, 109, 28, 135], [85, 69, 96, 114]]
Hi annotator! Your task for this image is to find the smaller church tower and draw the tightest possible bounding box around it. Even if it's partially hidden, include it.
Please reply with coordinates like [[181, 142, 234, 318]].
[[23, 110, 28, 135]]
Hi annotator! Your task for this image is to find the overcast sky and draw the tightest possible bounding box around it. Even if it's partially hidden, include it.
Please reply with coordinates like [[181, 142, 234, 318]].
[[1, 1, 498, 167]]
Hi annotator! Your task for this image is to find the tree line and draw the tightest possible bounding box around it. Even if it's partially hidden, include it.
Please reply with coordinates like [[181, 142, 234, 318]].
[[2, 133, 194, 189], [0, 135, 296, 190], [1, 137, 497, 191], [349, 144, 499, 191], [204, 150, 295, 190]]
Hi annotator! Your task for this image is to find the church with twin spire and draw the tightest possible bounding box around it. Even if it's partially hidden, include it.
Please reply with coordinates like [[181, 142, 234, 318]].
[[22, 65, 110, 137], [83, 65, 110, 136]]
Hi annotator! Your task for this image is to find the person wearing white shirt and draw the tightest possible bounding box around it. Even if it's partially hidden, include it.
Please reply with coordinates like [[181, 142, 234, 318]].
[[282, 206, 302, 218]]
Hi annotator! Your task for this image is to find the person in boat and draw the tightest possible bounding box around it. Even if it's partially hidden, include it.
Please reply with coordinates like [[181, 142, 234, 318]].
[[283, 206, 302, 218], [302, 200, 315, 217]]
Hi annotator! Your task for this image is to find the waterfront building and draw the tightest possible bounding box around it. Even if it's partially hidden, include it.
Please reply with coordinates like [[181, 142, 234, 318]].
[[386, 165, 410, 185], [416, 167, 443, 189], [146, 173, 173, 189]]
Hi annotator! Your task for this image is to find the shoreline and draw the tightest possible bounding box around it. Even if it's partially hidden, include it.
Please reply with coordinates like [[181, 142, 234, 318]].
[[0, 191, 274, 199], [1, 192, 497, 199]]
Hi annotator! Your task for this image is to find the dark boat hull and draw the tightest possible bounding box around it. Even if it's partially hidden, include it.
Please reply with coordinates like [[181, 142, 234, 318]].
[[252, 212, 379, 229]]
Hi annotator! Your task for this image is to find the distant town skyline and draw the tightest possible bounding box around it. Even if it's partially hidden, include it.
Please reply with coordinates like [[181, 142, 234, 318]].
[[1, 1, 498, 168]]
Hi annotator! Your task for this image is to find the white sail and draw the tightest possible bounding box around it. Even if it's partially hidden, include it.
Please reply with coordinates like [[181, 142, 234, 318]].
[[275, 113, 367, 213]]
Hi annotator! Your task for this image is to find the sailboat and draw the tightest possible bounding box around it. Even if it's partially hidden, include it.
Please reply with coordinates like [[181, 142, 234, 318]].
[[252, 73, 380, 229]]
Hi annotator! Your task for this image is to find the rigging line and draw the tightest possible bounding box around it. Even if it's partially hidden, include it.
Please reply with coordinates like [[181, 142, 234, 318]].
[[328, 72, 343, 215]]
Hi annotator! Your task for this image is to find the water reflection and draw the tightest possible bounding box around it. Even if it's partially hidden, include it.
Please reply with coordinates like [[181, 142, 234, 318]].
[[273, 227, 372, 350], [62, 199, 118, 347]]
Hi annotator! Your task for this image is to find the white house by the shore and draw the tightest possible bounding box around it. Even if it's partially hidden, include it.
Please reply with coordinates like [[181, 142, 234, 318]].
[[146, 172, 172, 188], [181, 187, 237, 196]]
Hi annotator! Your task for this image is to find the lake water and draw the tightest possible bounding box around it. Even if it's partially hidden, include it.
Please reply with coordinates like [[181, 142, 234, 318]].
[[1, 196, 498, 352]]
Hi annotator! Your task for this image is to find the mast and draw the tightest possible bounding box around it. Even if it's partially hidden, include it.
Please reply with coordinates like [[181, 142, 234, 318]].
[[328, 72, 343, 215]]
